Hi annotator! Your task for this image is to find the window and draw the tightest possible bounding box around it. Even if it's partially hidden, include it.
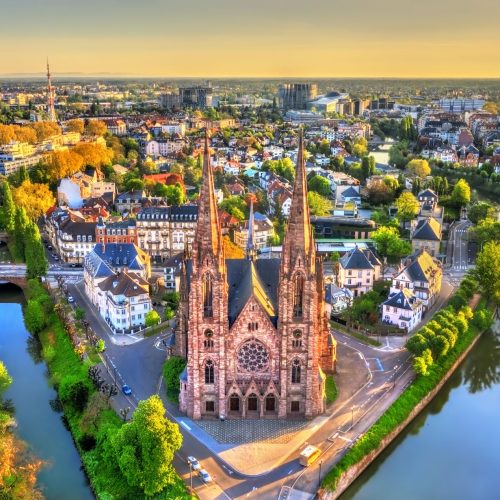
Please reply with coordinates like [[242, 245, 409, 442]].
[[248, 322, 258, 331], [204, 330, 214, 349], [204, 359, 214, 384], [205, 401, 215, 412], [247, 394, 258, 411], [292, 273, 304, 318], [292, 329, 302, 348], [203, 273, 213, 318], [291, 359, 301, 384], [291, 401, 300, 412]]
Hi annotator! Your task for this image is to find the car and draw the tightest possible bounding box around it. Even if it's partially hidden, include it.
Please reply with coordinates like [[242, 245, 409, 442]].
[[187, 456, 201, 471], [198, 469, 212, 483], [47, 245, 53, 251], [122, 384, 132, 396], [67, 296, 75, 303], [70, 263, 76, 268]]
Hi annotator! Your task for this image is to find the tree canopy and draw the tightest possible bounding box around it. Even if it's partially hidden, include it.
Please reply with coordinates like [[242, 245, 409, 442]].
[[308, 191, 332, 216], [471, 241, 500, 306], [450, 179, 471, 208], [308, 175, 331, 197], [13, 181, 55, 220], [406, 159, 431, 178], [394, 191, 419, 221], [371, 226, 412, 262]]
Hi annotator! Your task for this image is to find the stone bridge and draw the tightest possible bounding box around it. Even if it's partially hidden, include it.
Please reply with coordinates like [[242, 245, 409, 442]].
[[0, 264, 28, 289]]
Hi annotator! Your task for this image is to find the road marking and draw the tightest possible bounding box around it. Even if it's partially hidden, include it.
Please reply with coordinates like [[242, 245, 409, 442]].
[[287, 468, 294, 474], [338, 435, 352, 443], [375, 358, 384, 371], [180, 420, 191, 431]]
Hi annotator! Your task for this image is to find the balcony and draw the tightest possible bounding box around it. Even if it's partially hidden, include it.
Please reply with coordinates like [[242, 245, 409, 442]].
[[344, 282, 362, 288]]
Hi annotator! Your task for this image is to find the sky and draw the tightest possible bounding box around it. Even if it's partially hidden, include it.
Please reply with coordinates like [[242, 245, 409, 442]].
[[1, 0, 499, 78]]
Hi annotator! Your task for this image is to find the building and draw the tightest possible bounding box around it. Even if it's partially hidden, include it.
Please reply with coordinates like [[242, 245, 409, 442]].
[[311, 216, 376, 239], [160, 92, 181, 110], [279, 83, 318, 110], [411, 217, 442, 257], [136, 205, 198, 262], [232, 207, 274, 251], [382, 289, 423, 332], [0, 141, 43, 176], [96, 272, 152, 333], [438, 98, 485, 113], [95, 218, 137, 245], [179, 83, 213, 109], [115, 190, 147, 214], [175, 133, 336, 420], [307, 92, 349, 113], [338, 246, 381, 297], [389, 250, 442, 311]]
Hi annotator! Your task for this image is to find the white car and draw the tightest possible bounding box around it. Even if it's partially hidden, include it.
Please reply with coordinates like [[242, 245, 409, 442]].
[[68, 296, 75, 303], [198, 469, 212, 483], [187, 456, 201, 471]]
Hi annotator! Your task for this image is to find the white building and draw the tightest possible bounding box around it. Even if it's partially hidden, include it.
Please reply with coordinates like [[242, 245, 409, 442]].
[[382, 289, 423, 331], [338, 246, 381, 297]]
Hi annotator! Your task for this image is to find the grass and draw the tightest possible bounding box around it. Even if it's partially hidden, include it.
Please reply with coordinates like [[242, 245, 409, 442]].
[[322, 302, 490, 492], [325, 375, 338, 405], [331, 321, 382, 347], [29, 281, 192, 500]]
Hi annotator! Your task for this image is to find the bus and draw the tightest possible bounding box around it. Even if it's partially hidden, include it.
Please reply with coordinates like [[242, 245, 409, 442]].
[[299, 445, 321, 467]]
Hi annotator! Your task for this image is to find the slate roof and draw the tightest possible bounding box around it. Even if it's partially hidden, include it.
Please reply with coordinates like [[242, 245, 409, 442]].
[[418, 189, 438, 201], [340, 246, 375, 270], [413, 217, 441, 241], [383, 289, 420, 311], [85, 249, 114, 279], [404, 250, 440, 282], [339, 186, 360, 198], [98, 272, 149, 297], [91, 243, 146, 272]]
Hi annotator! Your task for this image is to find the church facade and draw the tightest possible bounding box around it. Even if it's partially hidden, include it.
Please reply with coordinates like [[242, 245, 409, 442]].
[[175, 132, 336, 420]]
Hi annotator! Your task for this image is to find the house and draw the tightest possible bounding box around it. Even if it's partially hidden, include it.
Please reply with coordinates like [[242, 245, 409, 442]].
[[324, 284, 353, 318], [96, 272, 152, 333], [338, 246, 381, 297], [389, 250, 442, 311], [411, 217, 442, 257], [335, 185, 361, 206], [95, 218, 137, 245], [226, 181, 245, 196], [115, 190, 147, 214], [232, 213, 275, 251], [382, 288, 423, 331]]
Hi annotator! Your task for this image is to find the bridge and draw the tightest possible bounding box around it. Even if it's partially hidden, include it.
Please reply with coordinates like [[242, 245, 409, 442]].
[[0, 264, 83, 289]]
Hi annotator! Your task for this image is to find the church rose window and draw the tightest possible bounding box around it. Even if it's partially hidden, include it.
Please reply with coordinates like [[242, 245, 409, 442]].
[[237, 340, 269, 373]]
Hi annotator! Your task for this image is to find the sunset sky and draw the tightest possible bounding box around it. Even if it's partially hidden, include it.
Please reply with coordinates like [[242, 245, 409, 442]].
[[2, 0, 499, 77]]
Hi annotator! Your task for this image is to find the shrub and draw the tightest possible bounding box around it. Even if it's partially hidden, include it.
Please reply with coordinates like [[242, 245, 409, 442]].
[[79, 433, 97, 451], [471, 307, 494, 331], [24, 299, 47, 334], [163, 356, 187, 402], [449, 291, 468, 310], [95, 339, 106, 353], [406, 333, 428, 356], [413, 356, 429, 376], [59, 375, 90, 413]]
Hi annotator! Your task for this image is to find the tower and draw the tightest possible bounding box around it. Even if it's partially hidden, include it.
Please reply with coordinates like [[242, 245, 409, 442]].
[[183, 130, 228, 420], [46, 59, 56, 122], [277, 131, 329, 418], [245, 199, 256, 261]]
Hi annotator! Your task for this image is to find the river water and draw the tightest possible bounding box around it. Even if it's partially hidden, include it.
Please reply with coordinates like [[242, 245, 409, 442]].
[[0, 284, 93, 500], [343, 321, 500, 500]]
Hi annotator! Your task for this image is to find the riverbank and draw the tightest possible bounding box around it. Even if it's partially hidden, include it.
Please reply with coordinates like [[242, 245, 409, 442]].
[[23, 279, 190, 499], [319, 299, 494, 499]]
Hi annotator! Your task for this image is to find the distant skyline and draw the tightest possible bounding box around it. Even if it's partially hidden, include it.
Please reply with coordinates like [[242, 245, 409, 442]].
[[2, 0, 499, 78]]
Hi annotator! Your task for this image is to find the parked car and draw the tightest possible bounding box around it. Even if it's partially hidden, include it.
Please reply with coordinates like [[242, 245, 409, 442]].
[[122, 384, 132, 396], [67, 296, 75, 303], [187, 456, 201, 471], [198, 469, 212, 483]]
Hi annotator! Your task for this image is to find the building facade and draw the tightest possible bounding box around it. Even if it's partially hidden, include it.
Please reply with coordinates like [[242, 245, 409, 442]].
[[175, 133, 336, 420], [338, 246, 382, 297]]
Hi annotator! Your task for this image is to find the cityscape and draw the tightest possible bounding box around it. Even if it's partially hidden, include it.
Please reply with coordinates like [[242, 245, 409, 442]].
[[0, 2, 499, 500]]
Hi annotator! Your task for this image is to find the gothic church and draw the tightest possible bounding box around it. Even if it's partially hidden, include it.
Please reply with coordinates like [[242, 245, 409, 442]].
[[175, 132, 336, 419]]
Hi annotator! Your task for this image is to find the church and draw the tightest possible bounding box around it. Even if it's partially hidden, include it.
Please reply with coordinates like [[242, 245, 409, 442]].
[[175, 132, 336, 420]]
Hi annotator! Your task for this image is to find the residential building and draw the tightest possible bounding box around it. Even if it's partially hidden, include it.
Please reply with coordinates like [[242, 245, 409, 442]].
[[411, 217, 442, 257], [390, 250, 442, 311], [95, 218, 137, 245], [382, 289, 423, 332], [338, 246, 381, 297], [233, 211, 274, 251], [136, 205, 198, 262], [115, 190, 147, 214]]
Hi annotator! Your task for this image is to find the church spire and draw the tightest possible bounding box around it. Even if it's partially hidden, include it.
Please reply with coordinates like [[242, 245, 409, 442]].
[[192, 129, 224, 268], [281, 130, 315, 273], [246, 199, 256, 261]]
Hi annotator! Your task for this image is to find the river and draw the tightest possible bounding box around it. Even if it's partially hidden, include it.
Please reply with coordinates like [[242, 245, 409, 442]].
[[342, 321, 500, 500], [0, 283, 93, 500]]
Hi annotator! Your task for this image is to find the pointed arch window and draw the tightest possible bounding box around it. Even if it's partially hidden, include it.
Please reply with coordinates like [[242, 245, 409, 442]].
[[203, 273, 213, 318], [292, 273, 304, 318], [204, 329, 214, 350], [291, 359, 301, 384], [204, 359, 214, 384]]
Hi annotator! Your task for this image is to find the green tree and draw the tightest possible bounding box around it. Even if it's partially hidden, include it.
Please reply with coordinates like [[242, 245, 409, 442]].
[[96, 339, 106, 353], [361, 155, 376, 180], [59, 375, 90, 413], [352, 137, 368, 157], [413, 355, 429, 376], [1, 181, 15, 233], [307, 191, 332, 216], [13, 207, 29, 260], [145, 310, 161, 327], [163, 356, 187, 401], [0, 361, 12, 395], [371, 226, 412, 262], [395, 191, 419, 222], [331, 155, 345, 171], [450, 179, 471, 208], [24, 299, 47, 334], [469, 218, 500, 246], [471, 241, 500, 306], [308, 175, 331, 197], [25, 222, 48, 279], [111, 395, 182, 496], [468, 202, 495, 225]]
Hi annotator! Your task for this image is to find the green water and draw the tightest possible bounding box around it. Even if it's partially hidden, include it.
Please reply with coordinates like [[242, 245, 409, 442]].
[[0, 284, 94, 499], [343, 323, 500, 500]]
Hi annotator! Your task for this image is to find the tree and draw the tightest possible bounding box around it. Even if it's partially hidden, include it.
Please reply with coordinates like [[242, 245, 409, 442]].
[[0, 361, 12, 395], [406, 159, 431, 178], [331, 155, 345, 171], [85, 120, 108, 136], [145, 310, 161, 327], [223, 235, 245, 258], [42, 150, 84, 182], [308, 191, 332, 216], [367, 180, 396, 205], [13, 207, 29, 259], [96, 339, 106, 353], [1, 181, 16, 233], [261, 158, 295, 183], [59, 375, 90, 413], [469, 218, 500, 246], [111, 395, 182, 496], [308, 175, 331, 197], [163, 356, 187, 400], [371, 226, 412, 262], [330, 251, 340, 285], [13, 181, 55, 220], [352, 137, 368, 157], [65, 119, 85, 134], [219, 196, 247, 220], [0, 123, 15, 144], [395, 191, 419, 222], [361, 155, 376, 180], [471, 241, 500, 306], [72, 142, 113, 169], [468, 203, 496, 225], [450, 179, 471, 208], [31, 121, 61, 142], [24, 299, 47, 334]]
